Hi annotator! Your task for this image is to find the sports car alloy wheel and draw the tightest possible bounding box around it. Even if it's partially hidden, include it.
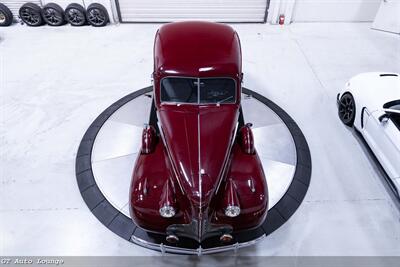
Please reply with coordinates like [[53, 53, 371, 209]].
[[0, 3, 13, 26], [65, 3, 86, 26], [42, 3, 65, 26], [339, 93, 356, 126], [86, 3, 109, 27], [19, 3, 43, 27], [0, 12, 5, 24]]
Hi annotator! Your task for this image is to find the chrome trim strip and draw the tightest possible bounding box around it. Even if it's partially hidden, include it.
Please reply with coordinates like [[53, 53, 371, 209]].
[[198, 111, 202, 241], [131, 234, 266, 255]]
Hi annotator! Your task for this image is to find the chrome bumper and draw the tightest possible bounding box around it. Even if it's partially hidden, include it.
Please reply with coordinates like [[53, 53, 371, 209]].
[[131, 234, 266, 255]]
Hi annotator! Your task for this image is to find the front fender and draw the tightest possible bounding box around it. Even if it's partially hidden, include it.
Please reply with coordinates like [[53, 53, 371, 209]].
[[211, 144, 268, 231], [129, 142, 189, 232]]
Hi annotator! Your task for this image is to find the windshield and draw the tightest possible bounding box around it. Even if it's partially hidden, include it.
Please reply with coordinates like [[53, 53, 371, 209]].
[[390, 104, 400, 110], [383, 100, 400, 110], [161, 77, 236, 104]]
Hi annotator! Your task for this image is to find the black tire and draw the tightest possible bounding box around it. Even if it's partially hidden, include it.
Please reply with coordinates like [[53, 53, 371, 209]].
[[0, 3, 13, 26], [65, 3, 86, 26], [338, 93, 356, 126], [86, 3, 109, 27], [19, 3, 43, 27], [42, 3, 65, 26]]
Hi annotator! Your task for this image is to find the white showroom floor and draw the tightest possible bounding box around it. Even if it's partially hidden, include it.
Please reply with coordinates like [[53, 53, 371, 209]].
[[1, 22, 400, 256]]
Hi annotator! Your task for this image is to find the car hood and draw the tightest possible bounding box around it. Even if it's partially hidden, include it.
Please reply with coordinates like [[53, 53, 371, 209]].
[[158, 104, 239, 212], [348, 73, 400, 111]]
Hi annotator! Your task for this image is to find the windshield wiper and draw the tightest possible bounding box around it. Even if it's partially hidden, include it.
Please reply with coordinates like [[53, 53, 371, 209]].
[[217, 96, 233, 105]]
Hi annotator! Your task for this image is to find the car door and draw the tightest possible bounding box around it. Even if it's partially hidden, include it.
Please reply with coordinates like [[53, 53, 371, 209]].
[[362, 107, 400, 180]]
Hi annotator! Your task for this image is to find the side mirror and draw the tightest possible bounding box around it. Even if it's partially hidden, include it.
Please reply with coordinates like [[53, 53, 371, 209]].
[[379, 108, 400, 123], [379, 113, 389, 123]]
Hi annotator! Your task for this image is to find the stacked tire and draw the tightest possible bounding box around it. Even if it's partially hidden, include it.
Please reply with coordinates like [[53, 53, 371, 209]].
[[17, 2, 109, 27], [19, 2, 44, 26], [42, 3, 65, 26], [65, 3, 86, 26], [0, 3, 13, 26], [85, 3, 109, 27]]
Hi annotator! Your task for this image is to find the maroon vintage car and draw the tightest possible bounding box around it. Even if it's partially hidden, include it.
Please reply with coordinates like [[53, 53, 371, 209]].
[[130, 21, 268, 244]]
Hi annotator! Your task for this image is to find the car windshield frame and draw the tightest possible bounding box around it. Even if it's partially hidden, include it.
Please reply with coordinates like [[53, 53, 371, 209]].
[[160, 76, 237, 105]]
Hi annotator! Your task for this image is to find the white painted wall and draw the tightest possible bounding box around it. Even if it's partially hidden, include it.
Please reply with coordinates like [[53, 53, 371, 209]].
[[267, 0, 295, 24], [372, 0, 400, 34], [291, 0, 381, 22]]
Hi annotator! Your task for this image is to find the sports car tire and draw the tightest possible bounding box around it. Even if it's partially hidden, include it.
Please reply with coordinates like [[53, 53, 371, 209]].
[[65, 3, 86, 26], [19, 3, 43, 27], [42, 3, 65, 26], [86, 3, 109, 27], [338, 93, 356, 126], [0, 3, 13, 26]]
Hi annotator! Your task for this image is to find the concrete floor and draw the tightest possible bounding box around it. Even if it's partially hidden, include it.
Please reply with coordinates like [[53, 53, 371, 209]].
[[1, 22, 400, 256]]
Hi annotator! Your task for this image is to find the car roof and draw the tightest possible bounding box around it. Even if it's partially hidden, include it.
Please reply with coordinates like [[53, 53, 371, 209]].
[[153, 21, 241, 78]]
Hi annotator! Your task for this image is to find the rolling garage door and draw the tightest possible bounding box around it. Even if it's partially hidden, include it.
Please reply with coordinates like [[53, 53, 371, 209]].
[[116, 0, 269, 23], [2, 0, 42, 20]]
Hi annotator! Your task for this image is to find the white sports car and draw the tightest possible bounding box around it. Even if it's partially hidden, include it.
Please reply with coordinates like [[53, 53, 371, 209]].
[[337, 72, 400, 195]]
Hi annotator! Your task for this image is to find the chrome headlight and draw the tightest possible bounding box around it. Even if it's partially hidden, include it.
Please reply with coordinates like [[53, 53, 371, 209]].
[[159, 205, 176, 218], [225, 205, 241, 217]]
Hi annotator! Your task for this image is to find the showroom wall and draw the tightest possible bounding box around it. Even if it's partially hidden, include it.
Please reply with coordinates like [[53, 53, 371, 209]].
[[267, 0, 382, 24], [291, 0, 382, 22]]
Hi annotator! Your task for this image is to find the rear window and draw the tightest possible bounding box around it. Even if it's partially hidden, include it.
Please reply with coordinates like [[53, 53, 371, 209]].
[[161, 77, 236, 104]]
